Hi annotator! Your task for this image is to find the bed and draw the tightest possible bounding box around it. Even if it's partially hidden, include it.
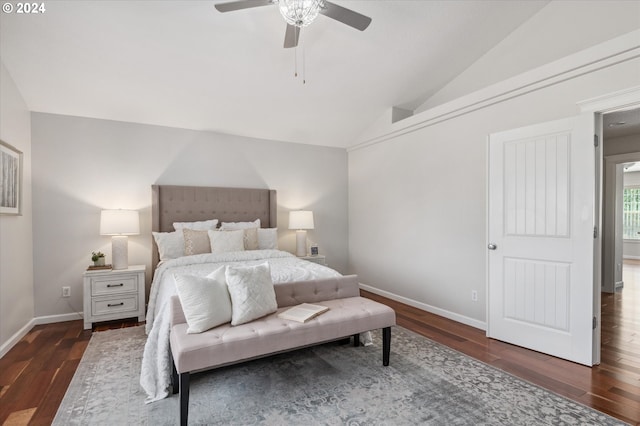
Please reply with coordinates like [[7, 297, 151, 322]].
[[141, 185, 342, 403]]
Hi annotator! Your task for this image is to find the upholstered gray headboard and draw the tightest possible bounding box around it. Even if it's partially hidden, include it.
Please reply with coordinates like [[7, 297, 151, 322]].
[[151, 185, 277, 271]]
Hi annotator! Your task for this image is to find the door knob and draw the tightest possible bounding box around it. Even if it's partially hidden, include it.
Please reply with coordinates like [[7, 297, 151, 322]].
[[487, 244, 497, 250]]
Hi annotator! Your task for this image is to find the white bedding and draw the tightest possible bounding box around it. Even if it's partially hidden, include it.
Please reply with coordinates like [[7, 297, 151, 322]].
[[140, 249, 341, 402]]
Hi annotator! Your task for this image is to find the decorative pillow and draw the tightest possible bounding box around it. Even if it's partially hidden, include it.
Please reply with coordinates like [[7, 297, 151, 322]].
[[183, 229, 211, 256], [173, 219, 218, 231], [220, 220, 260, 250], [173, 267, 232, 333], [225, 262, 277, 326], [257, 228, 278, 250], [241, 227, 259, 250], [220, 219, 261, 230], [208, 229, 245, 253], [152, 231, 184, 261]]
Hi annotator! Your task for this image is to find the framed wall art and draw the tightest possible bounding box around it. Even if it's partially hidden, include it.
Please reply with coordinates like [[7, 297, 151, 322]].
[[0, 140, 23, 215]]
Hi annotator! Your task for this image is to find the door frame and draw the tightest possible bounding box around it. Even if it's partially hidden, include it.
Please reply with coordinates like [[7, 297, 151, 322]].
[[577, 86, 640, 364], [484, 86, 640, 366], [603, 152, 640, 293]]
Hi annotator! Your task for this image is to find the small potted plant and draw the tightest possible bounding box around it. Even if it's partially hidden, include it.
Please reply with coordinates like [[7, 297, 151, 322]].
[[91, 251, 105, 266]]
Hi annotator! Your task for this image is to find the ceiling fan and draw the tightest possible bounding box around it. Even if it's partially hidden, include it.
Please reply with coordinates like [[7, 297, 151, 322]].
[[215, 0, 372, 48]]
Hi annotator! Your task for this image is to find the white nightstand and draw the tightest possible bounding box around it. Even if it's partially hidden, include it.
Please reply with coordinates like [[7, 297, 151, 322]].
[[83, 265, 146, 330], [300, 255, 327, 266]]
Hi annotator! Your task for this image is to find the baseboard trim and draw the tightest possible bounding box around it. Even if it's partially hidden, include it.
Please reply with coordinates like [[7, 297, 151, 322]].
[[0, 318, 36, 358], [0, 312, 85, 358], [34, 312, 84, 325], [359, 283, 486, 331], [623, 255, 640, 260]]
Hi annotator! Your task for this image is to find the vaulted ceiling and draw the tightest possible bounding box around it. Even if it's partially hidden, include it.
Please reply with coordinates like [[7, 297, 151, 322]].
[[1, 1, 551, 147]]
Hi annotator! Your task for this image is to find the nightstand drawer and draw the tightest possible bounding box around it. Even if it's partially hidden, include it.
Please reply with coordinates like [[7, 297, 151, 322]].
[[91, 276, 137, 296], [83, 265, 146, 330], [92, 295, 138, 316]]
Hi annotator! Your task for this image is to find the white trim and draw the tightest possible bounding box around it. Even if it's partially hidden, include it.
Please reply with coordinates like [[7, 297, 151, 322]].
[[34, 312, 84, 325], [624, 255, 640, 260], [578, 85, 640, 113], [0, 312, 85, 357], [349, 29, 640, 152], [0, 319, 36, 358], [359, 283, 486, 331], [485, 134, 491, 337]]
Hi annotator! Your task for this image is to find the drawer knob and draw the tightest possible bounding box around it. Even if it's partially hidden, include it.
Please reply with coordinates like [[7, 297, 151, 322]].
[[107, 283, 124, 288], [107, 302, 124, 307]]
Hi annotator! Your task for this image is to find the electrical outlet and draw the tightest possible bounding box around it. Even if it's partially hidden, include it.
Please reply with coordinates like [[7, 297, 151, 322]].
[[471, 290, 478, 302], [62, 286, 71, 298]]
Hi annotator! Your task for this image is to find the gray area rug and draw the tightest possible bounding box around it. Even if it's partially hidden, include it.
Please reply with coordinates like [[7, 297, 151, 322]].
[[54, 325, 626, 425]]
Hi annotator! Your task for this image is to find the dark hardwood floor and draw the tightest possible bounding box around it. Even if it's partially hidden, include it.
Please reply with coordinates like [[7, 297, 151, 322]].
[[1, 262, 640, 425]]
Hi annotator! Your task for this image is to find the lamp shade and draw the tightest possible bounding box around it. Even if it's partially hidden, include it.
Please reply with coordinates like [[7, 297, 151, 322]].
[[289, 210, 314, 230], [100, 209, 140, 235]]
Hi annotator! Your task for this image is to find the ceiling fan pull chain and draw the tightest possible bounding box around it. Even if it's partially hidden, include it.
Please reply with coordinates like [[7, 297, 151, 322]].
[[303, 44, 306, 84], [294, 43, 298, 78]]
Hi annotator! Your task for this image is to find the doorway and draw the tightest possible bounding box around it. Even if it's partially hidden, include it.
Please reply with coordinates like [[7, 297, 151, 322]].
[[601, 106, 640, 366]]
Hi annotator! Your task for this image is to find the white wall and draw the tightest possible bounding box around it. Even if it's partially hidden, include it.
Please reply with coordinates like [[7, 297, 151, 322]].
[[31, 113, 348, 319], [0, 61, 34, 355], [349, 56, 640, 327], [626, 171, 640, 186], [415, 1, 640, 113], [601, 134, 640, 286], [624, 170, 640, 259], [606, 133, 640, 157]]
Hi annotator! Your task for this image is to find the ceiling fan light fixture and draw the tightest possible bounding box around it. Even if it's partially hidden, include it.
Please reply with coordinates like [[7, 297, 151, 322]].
[[277, 0, 325, 27]]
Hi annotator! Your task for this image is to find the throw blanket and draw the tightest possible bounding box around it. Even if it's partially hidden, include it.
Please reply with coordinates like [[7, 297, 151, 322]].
[[141, 250, 341, 402]]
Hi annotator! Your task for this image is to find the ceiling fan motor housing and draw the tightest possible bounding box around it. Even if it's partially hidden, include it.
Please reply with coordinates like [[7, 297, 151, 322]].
[[277, 0, 326, 28]]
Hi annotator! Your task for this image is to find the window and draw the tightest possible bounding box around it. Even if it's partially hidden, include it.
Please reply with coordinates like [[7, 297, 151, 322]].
[[623, 186, 640, 240]]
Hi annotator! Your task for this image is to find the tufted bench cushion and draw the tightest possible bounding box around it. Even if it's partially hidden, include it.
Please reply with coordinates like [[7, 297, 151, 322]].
[[169, 275, 396, 426]]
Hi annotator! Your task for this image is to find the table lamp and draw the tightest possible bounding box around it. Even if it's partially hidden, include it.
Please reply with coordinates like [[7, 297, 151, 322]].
[[289, 210, 314, 257], [100, 209, 140, 270]]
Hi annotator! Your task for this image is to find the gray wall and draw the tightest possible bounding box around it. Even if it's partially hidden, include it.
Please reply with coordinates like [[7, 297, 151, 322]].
[[0, 61, 34, 354], [31, 113, 348, 318]]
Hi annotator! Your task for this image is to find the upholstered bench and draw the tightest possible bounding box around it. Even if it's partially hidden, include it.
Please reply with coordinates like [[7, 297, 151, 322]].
[[169, 275, 396, 426]]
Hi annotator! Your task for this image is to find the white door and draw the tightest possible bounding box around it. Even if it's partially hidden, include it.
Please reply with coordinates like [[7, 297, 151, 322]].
[[487, 114, 596, 366]]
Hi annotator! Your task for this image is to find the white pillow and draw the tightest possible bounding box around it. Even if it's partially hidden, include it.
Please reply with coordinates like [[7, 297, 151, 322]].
[[225, 262, 277, 326], [220, 219, 261, 230], [257, 228, 278, 249], [152, 231, 184, 261], [173, 267, 232, 334], [208, 229, 245, 253], [173, 219, 219, 231]]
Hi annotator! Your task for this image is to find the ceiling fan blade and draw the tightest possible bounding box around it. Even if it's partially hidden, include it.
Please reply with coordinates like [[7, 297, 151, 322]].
[[214, 0, 273, 13], [284, 24, 300, 48], [320, 1, 371, 31]]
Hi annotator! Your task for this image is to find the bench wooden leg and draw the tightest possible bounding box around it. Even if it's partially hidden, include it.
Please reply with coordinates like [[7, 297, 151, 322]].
[[179, 372, 190, 426], [382, 327, 391, 366], [353, 333, 360, 347]]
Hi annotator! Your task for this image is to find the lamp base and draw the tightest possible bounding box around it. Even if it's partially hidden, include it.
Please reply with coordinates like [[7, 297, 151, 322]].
[[295, 230, 307, 257], [112, 235, 129, 270]]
